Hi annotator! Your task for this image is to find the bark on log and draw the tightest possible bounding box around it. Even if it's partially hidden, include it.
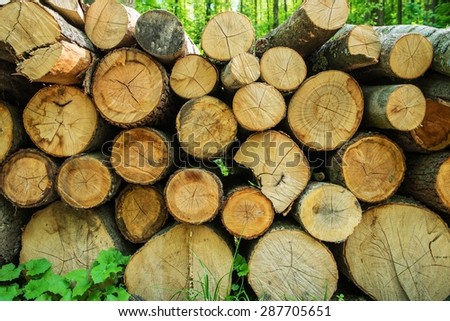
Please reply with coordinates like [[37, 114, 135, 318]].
[[220, 53, 260, 92], [20, 201, 133, 275], [234, 130, 311, 214], [125, 223, 233, 300], [247, 222, 338, 300], [343, 201, 450, 300], [115, 184, 168, 244], [292, 182, 362, 243], [310, 24, 381, 72], [23, 85, 110, 158], [0, 149, 58, 208], [164, 168, 223, 225], [232, 82, 286, 131], [42, 0, 85, 29], [412, 71, 450, 101], [255, 0, 349, 57], [92, 48, 170, 128], [361, 84, 426, 131], [0, 100, 27, 164], [287, 70, 364, 151], [328, 132, 406, 203]]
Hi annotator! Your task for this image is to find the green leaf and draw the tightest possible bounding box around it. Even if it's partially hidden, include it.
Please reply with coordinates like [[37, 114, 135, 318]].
[[0, 263, 23, 282], [94, 248, 130, 267], [87, 289, 102, 301], [90, 263, 122, 284], [115, 288, 131, 301], [45, 273, 71, 297], [213, 159, 230, 177], [24, 278, 49, 300], [106, 294, 118, 301], [35, 293, 53, 301], [24, 258, 52, 277], [65, 269, 91, 298], [233, 254, 249, 277], [231, 284, 239, 291], [0, 284, 21, 301]]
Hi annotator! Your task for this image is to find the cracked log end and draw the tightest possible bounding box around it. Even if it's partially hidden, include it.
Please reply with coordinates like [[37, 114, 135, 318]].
[[220, 52, 260, 92]]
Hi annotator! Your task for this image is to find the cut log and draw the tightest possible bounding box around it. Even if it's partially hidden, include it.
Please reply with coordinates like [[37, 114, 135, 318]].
[[169, 54, 218, 99], [255, 0, 349, 57], [20, 201, 133, 275], [164, 168, 223, 225], [234, 130, 311, 214], [85, 0, 139, 50], [115, 184, 167, 244], [221, 186, 274, 240], [220, 53, 260, 92], [260, 46, 307, 93], [23, 85, 110, 158], [287, 70, 364, 151], [310, 24, 381, 72], [343, 201, 450, 300], [399, 151, 450, 214], [247, 222, 338, 300], [201, 11, 255, 62], [292, 182, 362, 243], [328, 132, 406, 203], [0, 149, 58, 208], [92, 48, 170, 128], [56, 153, 121, 209], [232, 82, 286, 131], [125, 223, 233, 300], [0, 100, 27, 164], [136, 9, 198, 65], [110, 127, 173, 185], [176, 95, 238, 159], [361, 84, 426, 131], [412, 71, 450, 101], [42, 0, 85, 29]]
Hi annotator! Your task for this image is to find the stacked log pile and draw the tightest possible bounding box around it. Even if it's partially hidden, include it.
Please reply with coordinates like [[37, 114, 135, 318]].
[[0, 0, 449, 301]]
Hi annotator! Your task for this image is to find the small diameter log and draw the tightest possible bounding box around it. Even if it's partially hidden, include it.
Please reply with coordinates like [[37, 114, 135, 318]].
[[260, 47, 307, 93], [115, 184, 168, 244], [287, 70, 364, 151], [232, 82, 286, 131], [23, 85, 109, 158], [136, 9, 199, 65], [92, 48, 170, 128], [234, 130, 311, 214], [0, 149, 58, 208], [176, 96, 238, 160], [0, 100, 26, 164], [343, 202, 450, 300], [20, 201, 133, 275], [164, 168, 223, 225], [361, 84, 426, 131], [41, 0, 85, 29], [201, 11, 255, 62], [85, 0, 139, 50], [220, 53, 260, 92], [110, 127, 173, 185], [400, 151, 450, 214], [169, 54, 218, 99], [292, 182, 362, 243], [248, 222, 338, 300], [57, 153, 121, 209], [255, 0, 349, 57], [221, 186, 274, 240], [328, 132, 406, 203], [125, 223, 233, 300], [310, 24, 381, 72]]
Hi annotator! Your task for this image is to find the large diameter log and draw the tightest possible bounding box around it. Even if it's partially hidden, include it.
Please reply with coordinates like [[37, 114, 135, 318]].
[[23, 85, 110, 158], [400, 152, 450, 214], [310, 24, 381, 72], [115, 184, 168, 244], [42, 0, 85, 29], [201, 11, 254, 62], [136, 9, 198, 65], [248, 223, 338, 300], [20, 201, 133, 275], [220, 53, 260, 92], [234, 130, 311, 214], [85, 0, 139, 50], [92, 48, 170, 128], [110, 127, 173, 185], [232, 82, 286, 131], [255, 0, 349, 57], [0, 100, 26, 164], [125, 223, 233, 300], [57, 153, 121, 209], [221, 186, 274, 240], [176, 96, 237, 160], [343, 202, 450, 300], [292, 182, 362, 243], [0, 149, 58, 208], [328, 133, 406, 203], [164, 168, 223, 225], [361, 84, 426, 131], [287, 70, 364, 151]]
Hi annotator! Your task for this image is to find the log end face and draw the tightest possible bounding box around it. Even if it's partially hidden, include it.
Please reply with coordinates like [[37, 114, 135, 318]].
[[436, 156, 450, 212], [0, 102, 14, 164], [386, 85, 426, 131], [348, 25, 381, 60], [303, 0, 349, 31]]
